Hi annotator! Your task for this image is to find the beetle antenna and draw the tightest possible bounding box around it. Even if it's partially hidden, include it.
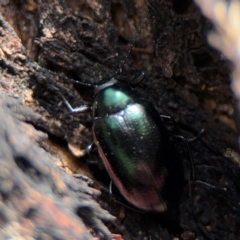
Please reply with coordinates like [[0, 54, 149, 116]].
[[116, 18, 147, 74], [187, 129, 205, 142]]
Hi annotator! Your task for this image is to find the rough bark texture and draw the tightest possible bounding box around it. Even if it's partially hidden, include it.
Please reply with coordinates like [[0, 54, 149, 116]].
[[0, 0, 239, 239]]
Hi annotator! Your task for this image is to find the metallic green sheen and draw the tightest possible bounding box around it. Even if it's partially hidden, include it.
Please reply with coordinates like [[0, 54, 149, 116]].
[[92, 82, 184, 212], [92, 83, 136, 117]]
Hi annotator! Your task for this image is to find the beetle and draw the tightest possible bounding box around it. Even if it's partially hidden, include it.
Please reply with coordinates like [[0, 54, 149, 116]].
[[58, 74, 195, 212], [54, 20, 222, 212]]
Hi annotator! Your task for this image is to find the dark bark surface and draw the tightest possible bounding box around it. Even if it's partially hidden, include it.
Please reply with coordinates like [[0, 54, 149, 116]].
[[0, 0, 239, 239]]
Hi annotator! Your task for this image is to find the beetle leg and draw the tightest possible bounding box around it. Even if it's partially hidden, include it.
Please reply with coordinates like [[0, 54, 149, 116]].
[[173, 134, 227, 191], [85, 143, 106, 168], [53, 85, 91, 113], [128, 71, 145, 86], [172, 134, 196, 181], [187, 129, 205, 142], [109, 180, 113, 194], [195, 180, 227, 191], [161, 115, 205, 142], [86, 142, 97, 154], [100, 182, 144, 213], [59, 92, 91, 114], [160, 115, 178, 128], [160, 115, 172, 121]]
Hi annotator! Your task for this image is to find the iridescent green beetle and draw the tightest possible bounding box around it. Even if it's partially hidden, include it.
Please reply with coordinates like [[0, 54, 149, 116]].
[[61, 77, 185, 212]]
